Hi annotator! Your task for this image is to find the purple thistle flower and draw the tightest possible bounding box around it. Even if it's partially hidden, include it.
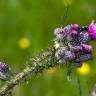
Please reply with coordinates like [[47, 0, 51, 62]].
[[0, 62, 10, 80], [89, 20, 96, 40], [89, 21, 96, 33]]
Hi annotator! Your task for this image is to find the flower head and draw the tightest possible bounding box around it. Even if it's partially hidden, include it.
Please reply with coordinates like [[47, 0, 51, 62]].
[[0, 62, 10, 80], [71, 24, 79, 30], [54, 28, 65, 40], [80, 32, 90, 44], [89, 21, 96, 40]]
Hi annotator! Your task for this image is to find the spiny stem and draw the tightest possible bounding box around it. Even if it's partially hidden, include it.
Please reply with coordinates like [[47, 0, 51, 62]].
[[86, 80, 91, 96], [0, 47, 56, 96], [77, 76, 82, 96], [66, 62, 71, 81]]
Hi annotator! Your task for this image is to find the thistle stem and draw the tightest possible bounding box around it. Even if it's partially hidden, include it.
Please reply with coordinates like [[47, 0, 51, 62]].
[[77, 76, 82, 96], [0, 48, 55, 96]]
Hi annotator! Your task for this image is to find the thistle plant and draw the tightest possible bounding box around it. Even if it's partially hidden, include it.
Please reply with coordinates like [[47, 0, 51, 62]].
[[0, 20, 95, 96]]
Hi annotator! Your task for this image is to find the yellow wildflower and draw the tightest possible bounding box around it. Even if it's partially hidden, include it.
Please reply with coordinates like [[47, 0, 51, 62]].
[[18, 38, 30, 49], [77, 63, 90, 76]]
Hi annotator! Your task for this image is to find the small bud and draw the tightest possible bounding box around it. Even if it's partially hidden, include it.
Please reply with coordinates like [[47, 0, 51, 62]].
[[81, 44, 93, 53], [68, 44, 83, 52], [55, 47, 67, 64], [54, 28, 66, 40], [71, 24, 79, 30], [64, 51, 75, 61], [70, 30, 78, 37], [63, 25, 72, 34], [80, 32, 90, 44], [67, 30, 78, 41], [75, 54, 92, 62]]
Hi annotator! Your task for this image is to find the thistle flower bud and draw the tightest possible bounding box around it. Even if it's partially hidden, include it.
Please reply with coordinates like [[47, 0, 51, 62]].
[[81, 26, 88, 31], [80, 32, 90, 44], [75, 54, 92, 62], [70, 30, 78, 38], [90, 33, 96, 40], [71, 24, 79, 30], [81, 44, 93, 53], [64, 51, 75, 61], [54, 25, 72, 41], [67, 30, 78, 41], [68, 44, 83, 52], [0, 62, 10, 80], [63, 25, 72, 34], [55, 47, 67, 64], [54, 28, 65, 40]]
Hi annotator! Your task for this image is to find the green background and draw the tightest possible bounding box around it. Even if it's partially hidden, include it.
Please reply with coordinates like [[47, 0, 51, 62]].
[[0, 0, 96, 96]]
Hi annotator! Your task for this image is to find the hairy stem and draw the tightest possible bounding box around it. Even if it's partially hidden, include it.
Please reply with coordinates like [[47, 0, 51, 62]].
[[60, 7, 69, 27], [0, 47, 56, 96]]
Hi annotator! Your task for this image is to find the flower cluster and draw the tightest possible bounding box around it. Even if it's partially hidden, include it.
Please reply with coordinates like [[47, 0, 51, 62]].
[[54, 21, 96, 67]]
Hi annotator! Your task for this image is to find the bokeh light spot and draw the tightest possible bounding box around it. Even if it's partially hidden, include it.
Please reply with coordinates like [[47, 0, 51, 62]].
[[63, 0, 74, 7]]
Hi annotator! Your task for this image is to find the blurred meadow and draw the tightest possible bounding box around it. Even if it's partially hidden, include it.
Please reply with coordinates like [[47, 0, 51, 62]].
[[0, 0, 96, 96]]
